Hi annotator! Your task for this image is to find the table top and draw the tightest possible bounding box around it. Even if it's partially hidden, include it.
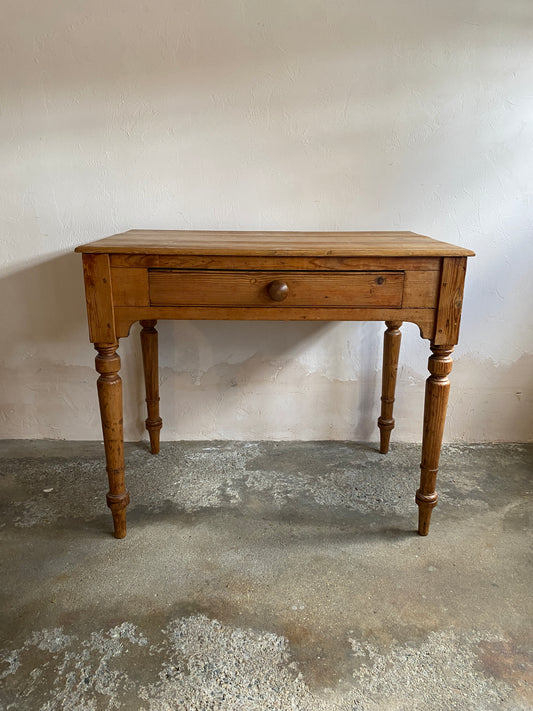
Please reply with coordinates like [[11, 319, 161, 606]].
[[75, 230, 475, 257]]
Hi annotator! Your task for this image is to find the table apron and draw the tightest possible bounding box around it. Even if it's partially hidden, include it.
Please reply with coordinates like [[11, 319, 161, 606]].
[[112, 305, 437, 339]]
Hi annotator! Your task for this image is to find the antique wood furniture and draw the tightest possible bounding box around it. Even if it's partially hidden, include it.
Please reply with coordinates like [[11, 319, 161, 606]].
[[75, 230, 474, 539]]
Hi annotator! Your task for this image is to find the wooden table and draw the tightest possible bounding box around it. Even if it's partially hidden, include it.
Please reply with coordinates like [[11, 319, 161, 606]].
[[76, 230, 474, 538]]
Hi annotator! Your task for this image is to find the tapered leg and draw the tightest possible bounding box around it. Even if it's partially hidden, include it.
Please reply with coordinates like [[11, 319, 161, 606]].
[[140, 320, 163, 454], [378, 321, 402, 454], [416, 344, 453, 535], [95, 343, 129, 538]]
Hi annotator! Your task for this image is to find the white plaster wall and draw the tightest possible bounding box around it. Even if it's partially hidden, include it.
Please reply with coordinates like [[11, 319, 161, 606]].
[[1, 0, 532, 442]]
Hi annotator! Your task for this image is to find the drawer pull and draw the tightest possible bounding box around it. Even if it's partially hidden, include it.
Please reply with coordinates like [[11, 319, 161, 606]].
[[267, 280, 289, 302]]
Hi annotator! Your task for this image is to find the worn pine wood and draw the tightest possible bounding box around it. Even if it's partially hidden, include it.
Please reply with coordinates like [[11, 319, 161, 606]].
[[111, 260, 440, 308], [148, 270, 405, 308], [140, 320, 163, 455], [111, 268, 149, 306], [75, 230, 475, 257], [402, 270, 440, 308], [113, 305, 438, 339], [378, 321, 402, 454], [94, 343, 129, 538], [434, 257, 468, 345], [110, 254, 443, 271], [76, 230, 473, 538], [416, 344, 454, 535], [82, 254, 116, 343], [110, 266, 439, 307]]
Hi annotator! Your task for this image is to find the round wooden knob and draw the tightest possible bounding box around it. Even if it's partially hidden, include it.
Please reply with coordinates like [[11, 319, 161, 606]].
[[267, 280, 289, 302]]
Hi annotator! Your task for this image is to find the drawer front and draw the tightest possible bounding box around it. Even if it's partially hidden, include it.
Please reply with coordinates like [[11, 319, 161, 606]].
[[148, 270, 404, 308]]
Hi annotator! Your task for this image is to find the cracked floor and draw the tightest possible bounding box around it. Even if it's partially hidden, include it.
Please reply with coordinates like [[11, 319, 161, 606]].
[[1, 441, 532, 710]]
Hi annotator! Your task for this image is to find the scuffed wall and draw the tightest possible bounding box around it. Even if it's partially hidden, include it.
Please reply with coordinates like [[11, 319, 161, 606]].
[[1, 0, 532, 442]]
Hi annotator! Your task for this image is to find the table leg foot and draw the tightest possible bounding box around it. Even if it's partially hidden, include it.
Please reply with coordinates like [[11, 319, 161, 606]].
[[95, 342, 129, 538], [107, 490, 130, 538], [416, 491, 438, 536], [140, 320, 163, 455], [416, 343, 453, 535], [378, 321, 402, 454]]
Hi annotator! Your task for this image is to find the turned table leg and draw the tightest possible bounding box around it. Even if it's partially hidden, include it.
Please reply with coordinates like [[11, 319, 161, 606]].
[[95, 343, 129, 538], [140, 320, 163, 454], [416, 344, 453, 535], [378, 320, 402, 454]]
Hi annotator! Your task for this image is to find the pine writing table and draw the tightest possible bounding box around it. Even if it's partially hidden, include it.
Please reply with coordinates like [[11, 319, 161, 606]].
[[75, 230, 474, 539]]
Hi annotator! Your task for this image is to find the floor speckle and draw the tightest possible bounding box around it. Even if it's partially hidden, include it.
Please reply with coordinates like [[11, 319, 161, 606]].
[[1, 441, 532, 710]]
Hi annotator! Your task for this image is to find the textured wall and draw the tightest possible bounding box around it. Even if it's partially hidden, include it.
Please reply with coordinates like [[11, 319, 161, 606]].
[[1, 0, 532, 442]]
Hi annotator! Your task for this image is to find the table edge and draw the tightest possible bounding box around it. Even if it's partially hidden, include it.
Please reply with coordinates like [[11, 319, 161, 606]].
[[74, 230, 475, 258]]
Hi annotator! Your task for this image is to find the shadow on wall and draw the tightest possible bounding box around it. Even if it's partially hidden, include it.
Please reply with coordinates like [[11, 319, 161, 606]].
[[0, 253, 100, 438], [0, 252, 86, 346], [2, 252, 531, 441], [0, 252, 382, 440], [158, 318, 382, 440]]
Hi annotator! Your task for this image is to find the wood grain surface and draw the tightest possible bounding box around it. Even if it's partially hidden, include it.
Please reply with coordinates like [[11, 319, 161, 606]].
[[109, 255, 443, 271], [76, 230, 475, 257], [148, 269, 405, 308]]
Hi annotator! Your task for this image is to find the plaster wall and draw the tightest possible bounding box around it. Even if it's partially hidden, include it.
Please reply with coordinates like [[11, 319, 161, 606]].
[[1, 0, 532, 442]]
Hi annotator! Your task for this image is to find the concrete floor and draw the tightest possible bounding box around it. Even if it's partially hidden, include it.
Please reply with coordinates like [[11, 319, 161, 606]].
[[0, 440, 532, 710]]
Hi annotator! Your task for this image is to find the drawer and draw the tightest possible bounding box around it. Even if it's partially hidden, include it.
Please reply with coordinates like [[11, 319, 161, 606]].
[[148, 270, 404, 308]]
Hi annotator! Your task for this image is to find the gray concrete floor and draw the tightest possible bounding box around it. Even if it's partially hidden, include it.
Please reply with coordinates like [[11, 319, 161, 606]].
[[0, 440, 532, 710]]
